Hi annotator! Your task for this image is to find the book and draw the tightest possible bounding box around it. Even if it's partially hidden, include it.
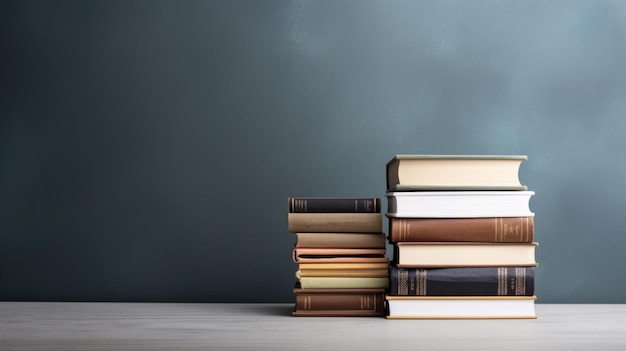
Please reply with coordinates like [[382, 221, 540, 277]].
[[288, 197, 381, 213], [389, 266, 534, 296], [386, 191, 535, 218], [385, 296, 537, 319], [298, 262, 390, 270], [388, 217, 534, 243], [292, 284, 385, 317], [293, 248, 388, 264], [288, 213, 383, 233], [394, 242, 538, 267], [386, 154, 527, 191], [297, 268, 389, 278], [298, 276, 390, 289], [295, 233, 387, 248]]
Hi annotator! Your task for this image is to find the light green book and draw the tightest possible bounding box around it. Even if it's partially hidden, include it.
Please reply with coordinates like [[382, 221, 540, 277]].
[[298, 277, 390, 289]]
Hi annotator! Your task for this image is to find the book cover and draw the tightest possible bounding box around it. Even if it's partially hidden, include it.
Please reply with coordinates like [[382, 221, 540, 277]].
[[389, 266, 534, 296], [386, 154, 527, 191], [385, 295, 537, 319], [288, 197, 381, 213], [388, 217, 534, 243]]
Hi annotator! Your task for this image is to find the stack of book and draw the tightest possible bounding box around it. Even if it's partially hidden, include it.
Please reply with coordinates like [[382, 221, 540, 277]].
[[287, 197, 389, 317], [384, 155, 538, 319]]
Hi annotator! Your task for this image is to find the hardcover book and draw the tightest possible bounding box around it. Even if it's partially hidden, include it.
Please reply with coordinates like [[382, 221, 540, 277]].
[[385, 295, 537, 319], [288, 197, 381, 213], [288, 213, 383, 233], [293, 248, 388, 264], [394, 242, 538, 267], [298, 276, 390, 289], [293, 284, 385, 317], [388, 217, 534, 243], [295, 232, 387, 248], [389, 266, 534, 296], [386, 154, 527, 191], [386, 191, 535, 218]]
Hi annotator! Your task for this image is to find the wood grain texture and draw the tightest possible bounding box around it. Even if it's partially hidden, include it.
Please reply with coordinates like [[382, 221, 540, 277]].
[[1, 303, 625, 350]]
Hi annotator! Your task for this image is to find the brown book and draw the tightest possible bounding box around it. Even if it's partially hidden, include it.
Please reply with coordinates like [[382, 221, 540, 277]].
[[293, 248, 388, 263], [292, 284, 385, 317], [295, 232, 387, 248], [288, 213, 382, 233], [388, 217, 534, 243]]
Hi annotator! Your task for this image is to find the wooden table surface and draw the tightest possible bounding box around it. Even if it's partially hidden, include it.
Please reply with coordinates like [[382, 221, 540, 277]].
[[1, 302, 625, 350]]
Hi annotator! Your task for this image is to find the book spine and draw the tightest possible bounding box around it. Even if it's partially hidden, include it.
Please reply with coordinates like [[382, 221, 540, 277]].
[[388, 217, 534, 243], [389, 266, 534, 296], [289, 198, 380, 213], [294, 292, 385, 312]]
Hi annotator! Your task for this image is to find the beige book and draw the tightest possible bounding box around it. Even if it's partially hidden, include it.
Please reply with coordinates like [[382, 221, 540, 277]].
[[295, 232, 386, 248], [296, 269, 389, 278], [298, 262, 390, 270], [395, 242, 538, 267], [386, 154, 527, 191], [288, 213, 382, 233], [299, 277, 390, 289]]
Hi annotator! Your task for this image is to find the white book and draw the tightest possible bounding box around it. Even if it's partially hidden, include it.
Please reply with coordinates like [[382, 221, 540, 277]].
[[386, 296, 537, 319], [386, 191, 535, 218]]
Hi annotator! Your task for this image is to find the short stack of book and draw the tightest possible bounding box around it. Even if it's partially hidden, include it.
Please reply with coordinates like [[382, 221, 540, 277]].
[[287, 197, 389, 317], [384, 155, 538, 319]]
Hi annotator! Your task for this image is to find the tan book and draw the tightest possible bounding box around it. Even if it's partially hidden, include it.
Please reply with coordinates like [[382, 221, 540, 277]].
[[395, 242, 538, 267], [293, 248, 388, 264], [386, 154, 528, 191], [388, 217, 534, 243], [288, 213, 382, 233], [295, 232, 386, 248], [296, 269, 389, 278], [385, 295, 537, 319], [298, 262, 390, 270]]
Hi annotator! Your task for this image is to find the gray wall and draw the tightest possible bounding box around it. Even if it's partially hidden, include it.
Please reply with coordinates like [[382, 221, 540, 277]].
[[2, 0, 625, 303]]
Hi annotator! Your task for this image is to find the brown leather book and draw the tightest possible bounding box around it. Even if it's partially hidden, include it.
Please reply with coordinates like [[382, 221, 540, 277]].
[[293, 248, 388, 263], [292, 284, 385, 317], [388, 217, 534, 243]]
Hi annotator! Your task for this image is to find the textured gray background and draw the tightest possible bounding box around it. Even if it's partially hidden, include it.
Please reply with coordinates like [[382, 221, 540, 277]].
[[2, 0, 625, 303]]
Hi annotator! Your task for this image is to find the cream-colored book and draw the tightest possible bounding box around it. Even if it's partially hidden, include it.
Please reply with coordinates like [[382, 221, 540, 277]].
[[385, 295, 537, 319], [296, 269, 389, 278], [298, 262, 390, 270], [395, 242, 538, 267], [386, 154, 527, 191], [298, 277, 390, 289]]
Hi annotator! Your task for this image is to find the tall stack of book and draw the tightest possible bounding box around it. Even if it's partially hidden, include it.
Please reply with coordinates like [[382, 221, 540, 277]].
[[287, 197, 389, 317], [384, 155, 538, 319]]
